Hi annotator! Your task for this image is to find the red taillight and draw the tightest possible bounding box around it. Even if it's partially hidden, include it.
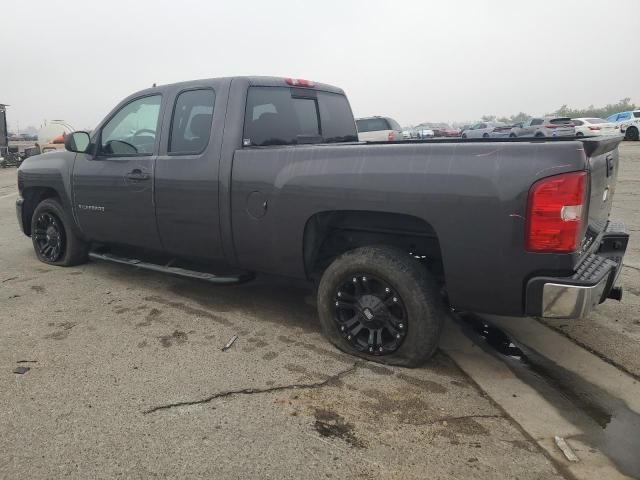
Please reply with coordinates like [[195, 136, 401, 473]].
[[285, 78, 315, 87], [588, 126, 601, 131], [387, 131, 394, 141], [525, 172, 587, 253]]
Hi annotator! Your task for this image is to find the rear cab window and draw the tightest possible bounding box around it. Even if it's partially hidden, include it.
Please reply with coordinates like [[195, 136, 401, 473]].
[[243, 86, 357, 146]]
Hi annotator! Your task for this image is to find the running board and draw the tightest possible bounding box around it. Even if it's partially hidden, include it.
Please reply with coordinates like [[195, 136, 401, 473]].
[[88, 252, 253, 284]]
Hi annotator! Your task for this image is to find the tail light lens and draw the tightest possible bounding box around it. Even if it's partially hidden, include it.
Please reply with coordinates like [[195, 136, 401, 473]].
[[588, 126, 601, 131], [526, 172, 587, 253]]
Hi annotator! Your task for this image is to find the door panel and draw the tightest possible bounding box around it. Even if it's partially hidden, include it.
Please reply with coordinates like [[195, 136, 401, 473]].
[[154, 82, 229, 261], [72, 93, 164, 250], [73, 155, 161, 249]]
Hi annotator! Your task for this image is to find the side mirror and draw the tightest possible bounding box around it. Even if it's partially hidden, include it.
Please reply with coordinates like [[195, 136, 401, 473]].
[[65, 131, 91, 153]]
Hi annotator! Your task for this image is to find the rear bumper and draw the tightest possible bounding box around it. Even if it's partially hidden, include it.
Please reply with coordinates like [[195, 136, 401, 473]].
[[525, 220, 628, 318]]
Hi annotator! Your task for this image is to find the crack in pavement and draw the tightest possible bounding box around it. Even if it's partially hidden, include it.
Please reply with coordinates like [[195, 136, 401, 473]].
[[143, 362, 360, 415], [426, 414, 504, 424]]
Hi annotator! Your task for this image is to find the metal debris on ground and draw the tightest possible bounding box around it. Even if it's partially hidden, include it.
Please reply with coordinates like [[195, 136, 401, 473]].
[[222, 335, 238, 351], [13, 366, 30, 375], [554, 436, 579, 462]]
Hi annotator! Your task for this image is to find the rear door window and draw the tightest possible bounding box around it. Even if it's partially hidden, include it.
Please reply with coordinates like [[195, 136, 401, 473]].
[[531, 118, 544, 126], [243, 87, 357, 146], [169, 89, 215, 154]]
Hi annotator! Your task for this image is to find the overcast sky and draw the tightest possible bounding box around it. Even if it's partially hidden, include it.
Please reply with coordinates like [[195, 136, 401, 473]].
[[1, 0, 638, 130]]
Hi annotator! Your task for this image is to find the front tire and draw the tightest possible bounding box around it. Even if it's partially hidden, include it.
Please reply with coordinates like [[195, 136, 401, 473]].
[[317, 246, 446, 367], [31, 198, 89, 266], [625, 126, 639, 141]]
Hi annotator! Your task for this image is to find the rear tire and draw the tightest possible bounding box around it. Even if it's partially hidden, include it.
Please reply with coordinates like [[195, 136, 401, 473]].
[[461, 133, 467, 139], [534, 132, 545, 138], [576, 131, 584, 137], [482, 133, 490, 139], [31, 198, 89, 266], [317, 246, 446, 367], [625, 126, 639, 141], [509, 133, 516, 138]]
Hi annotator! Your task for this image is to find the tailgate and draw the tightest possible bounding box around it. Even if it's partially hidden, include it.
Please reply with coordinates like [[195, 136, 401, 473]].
[[580, 136, 623, 250]]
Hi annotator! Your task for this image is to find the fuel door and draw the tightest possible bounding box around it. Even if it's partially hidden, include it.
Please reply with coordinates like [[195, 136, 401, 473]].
[[246, 191, 268, 219]]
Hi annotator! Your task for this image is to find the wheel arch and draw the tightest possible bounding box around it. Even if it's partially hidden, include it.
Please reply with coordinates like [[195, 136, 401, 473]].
[[302, 210, 444, 282], [20, 186, 65, 236]]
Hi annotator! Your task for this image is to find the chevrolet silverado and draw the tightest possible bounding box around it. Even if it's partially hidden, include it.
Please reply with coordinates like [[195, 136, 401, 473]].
[[16, 76, 628, 366]]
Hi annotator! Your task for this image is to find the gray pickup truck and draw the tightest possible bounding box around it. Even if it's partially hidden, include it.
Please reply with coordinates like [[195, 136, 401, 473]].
[[16, 76, 628, 366]]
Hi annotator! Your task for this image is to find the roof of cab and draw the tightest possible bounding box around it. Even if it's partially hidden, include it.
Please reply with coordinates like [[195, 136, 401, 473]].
[[130, 76, 345, 98]]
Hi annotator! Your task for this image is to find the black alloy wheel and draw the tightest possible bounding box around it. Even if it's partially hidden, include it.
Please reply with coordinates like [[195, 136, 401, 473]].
[[333, 274, 408, 355], [33, 212, 65, 262]]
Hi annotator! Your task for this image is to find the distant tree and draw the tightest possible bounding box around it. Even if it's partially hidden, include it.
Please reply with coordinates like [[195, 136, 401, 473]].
[[553, 98, 637, 119], [481, 115, 496, 122]]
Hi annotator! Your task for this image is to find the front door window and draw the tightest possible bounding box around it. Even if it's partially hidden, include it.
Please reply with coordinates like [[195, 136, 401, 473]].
[[100, 95, 162, 155]]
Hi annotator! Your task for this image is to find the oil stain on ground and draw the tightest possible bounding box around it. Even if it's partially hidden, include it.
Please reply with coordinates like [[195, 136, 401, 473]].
[[137, 308, 162, 327], [313, 408, 365, 448], [159, 330, 188, 347]]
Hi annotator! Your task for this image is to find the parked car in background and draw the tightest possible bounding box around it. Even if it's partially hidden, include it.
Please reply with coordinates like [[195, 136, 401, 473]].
[[414, 123, 435, 138], [356, 116, 403, 142], [461, 121, 509, 138], [509, 117, 575, 138], [572, 118, 619, 137], [606, 111, 640, 141], [402, 128, 417, 139], [428, 123, 461, 138]]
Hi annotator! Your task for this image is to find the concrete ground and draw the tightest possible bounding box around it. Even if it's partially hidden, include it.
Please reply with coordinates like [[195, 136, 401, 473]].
[[1, 142, 638, 479]]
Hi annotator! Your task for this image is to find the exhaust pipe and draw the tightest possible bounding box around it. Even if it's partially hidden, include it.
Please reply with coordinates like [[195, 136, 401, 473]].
[[608, 286, 623, 301]]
